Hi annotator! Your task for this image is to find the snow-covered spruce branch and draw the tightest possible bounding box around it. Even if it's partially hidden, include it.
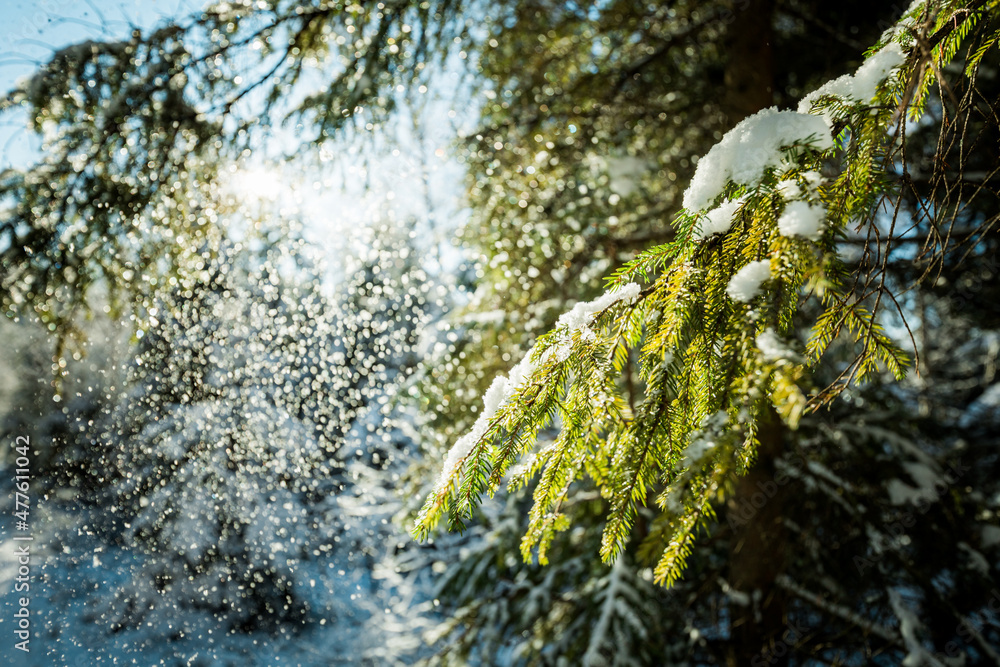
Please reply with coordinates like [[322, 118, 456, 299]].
[[414, 1, 987, 584]]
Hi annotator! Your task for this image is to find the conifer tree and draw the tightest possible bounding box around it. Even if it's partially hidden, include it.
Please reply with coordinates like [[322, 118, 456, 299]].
[[2, 0, 998, 663], [413, 1, 1000, 663]]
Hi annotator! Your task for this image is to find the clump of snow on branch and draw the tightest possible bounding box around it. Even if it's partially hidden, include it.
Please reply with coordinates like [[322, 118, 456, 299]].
[[558, 282, 642, 333], [684, 40, 904, 216], [726, 260, 772, 303], [682, 108, 834, 212], [778, 200, 827, 240], [798, 42, 906, 121], [679, 411, 728, 469], [580, 557, 629, 667], [756, 329, 795, 363], [481, 375, 509, 420], [695, 197, 744, 240], [958, 382, 1000, 429], [801, 170, 824, 188], [434, 416, 494, 497], [776, 179, 803, 200], [887, 461, 941, 506], [888, 589, 945, 667]]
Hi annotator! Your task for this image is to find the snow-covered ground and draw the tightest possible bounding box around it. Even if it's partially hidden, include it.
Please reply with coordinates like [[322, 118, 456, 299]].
[[0, 462, 439, 666]]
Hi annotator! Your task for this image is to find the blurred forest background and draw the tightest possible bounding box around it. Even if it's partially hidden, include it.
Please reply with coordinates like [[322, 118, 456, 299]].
[[0, 0, 999, 665]]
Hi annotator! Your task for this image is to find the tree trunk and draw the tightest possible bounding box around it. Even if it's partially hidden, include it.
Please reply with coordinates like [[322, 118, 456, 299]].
[[723, 0, 776, 123], [726, 407, 790, 666], [720, 3, 788, 664]]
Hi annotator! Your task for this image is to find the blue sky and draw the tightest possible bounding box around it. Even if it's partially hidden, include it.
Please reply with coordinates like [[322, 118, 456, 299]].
[[0, 0, 197, 88], [0, 0, 188, 168], [0, 0, 471, 284]]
